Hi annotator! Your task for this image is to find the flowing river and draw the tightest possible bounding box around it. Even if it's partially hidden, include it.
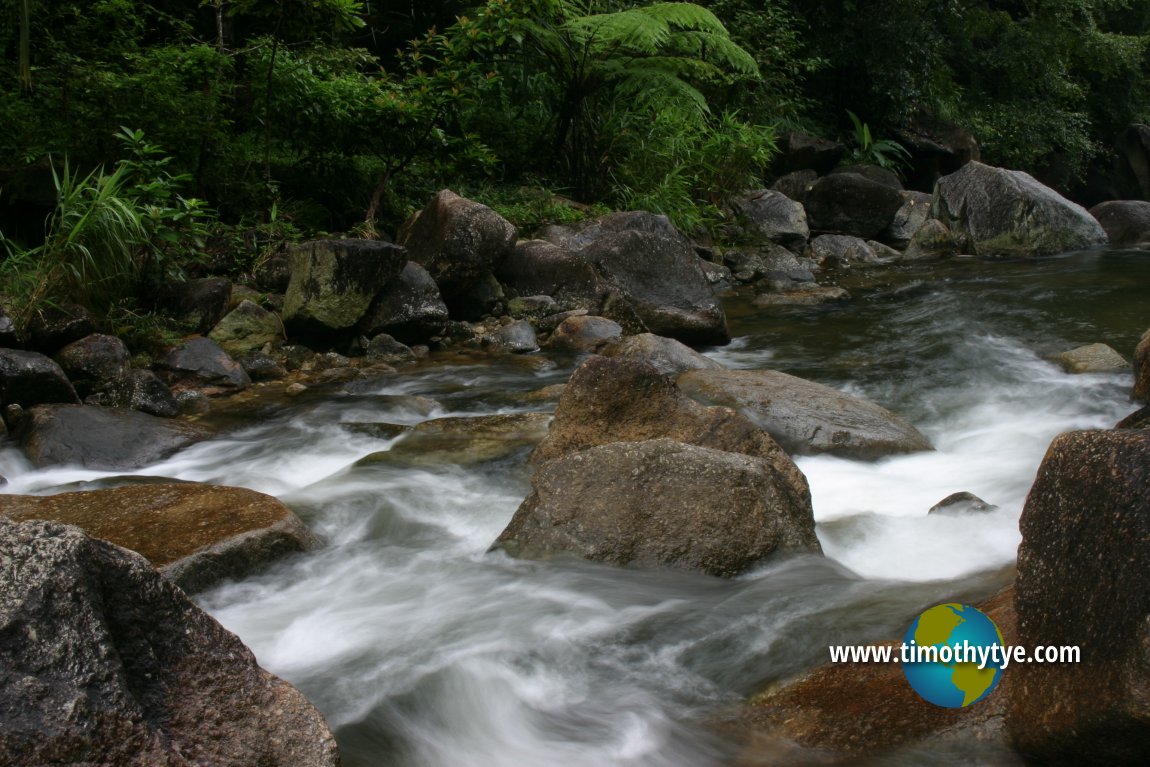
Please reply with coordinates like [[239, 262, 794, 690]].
[[1, 250, 1145, 765]]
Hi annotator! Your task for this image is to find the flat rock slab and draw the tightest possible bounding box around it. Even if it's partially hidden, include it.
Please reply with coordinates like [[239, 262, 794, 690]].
[[358, 412, 553, 467], [677, 368, 932, 460], [1051, 342, 1129, 373], [0, 483, 318, 593], [0, 518, 339, 766], [19, 404, 214, 469]]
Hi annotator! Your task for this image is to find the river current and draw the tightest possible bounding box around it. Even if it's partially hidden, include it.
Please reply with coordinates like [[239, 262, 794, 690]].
[[1, 250, 1144, 765]]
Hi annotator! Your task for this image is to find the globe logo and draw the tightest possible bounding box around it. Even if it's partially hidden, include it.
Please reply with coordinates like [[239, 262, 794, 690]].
[[902, 603, 1005, 708]]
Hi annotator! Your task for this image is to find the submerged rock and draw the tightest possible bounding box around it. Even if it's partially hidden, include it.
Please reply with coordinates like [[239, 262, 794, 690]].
[[1008, 428, 1150, 765], [0, 517, 340, 766], [494, 438, 820, 577], [0, 483, 319, 593], [928, 491, 998, 515], [601, 333, 723, 376], [399, 190, 517, 305], [753, 286, 851, 308], [932, 161, 1108, 257], [677, 368, 933, 459], [1052, 342, 1129, 373]]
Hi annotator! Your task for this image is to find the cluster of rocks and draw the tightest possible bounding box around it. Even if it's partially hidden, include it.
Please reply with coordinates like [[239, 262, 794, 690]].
[[490, 350, 934, 577], [712, 158, 1124, 309]]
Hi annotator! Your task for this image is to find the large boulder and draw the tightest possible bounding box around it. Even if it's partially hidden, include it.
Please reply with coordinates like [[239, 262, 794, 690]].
[[398, 189, 517, 305], [575, 219, 729, 344], [53, 333, 130, 397], [356, 261, 449, 343], [601, 333, 724, 376], [771, 131, 846, 176], [283, 238, 407, 344], [155, 336, 251, 394], [0, 348, 79, 407], [208, 299, 284, 355], [882, 190, 935, 248], [494, 438, 821, 577], [1009, 429, 1150, 765], [530, 357, 804, 497], [808, 234, 888, 269], [932, 161, 1108, 256], [677, 368, 933, 459], [0, 483, 318, 593], [18, 404, 213, 469], [1089, 200, 1150, 248], [1134, 329, 1150, 403], [729, 189, 810, 249], [497, 239, 611, 312], [0, 518, 340, 766], [803, 172, 905, 239]]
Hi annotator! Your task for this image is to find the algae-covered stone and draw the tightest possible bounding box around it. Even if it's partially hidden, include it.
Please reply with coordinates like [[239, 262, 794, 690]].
[[358, 412, 552, 467], [283, 238, 407, 343], [209, 299, 284, 355]]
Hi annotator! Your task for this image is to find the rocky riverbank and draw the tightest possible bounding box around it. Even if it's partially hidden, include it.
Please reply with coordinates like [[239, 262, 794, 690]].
[[2, 153, 1149, 765]]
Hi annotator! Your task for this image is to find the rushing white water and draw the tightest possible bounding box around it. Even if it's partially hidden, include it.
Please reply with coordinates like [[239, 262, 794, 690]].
[[0, 251, 1142, 766]]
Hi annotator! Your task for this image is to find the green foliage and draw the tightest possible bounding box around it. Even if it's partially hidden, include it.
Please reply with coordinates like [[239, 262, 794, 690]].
[[845, 111, 911, 172], [0, 130, 212, 321]]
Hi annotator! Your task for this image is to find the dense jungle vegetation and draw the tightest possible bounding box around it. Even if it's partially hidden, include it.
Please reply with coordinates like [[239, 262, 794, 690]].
[[1, 1, 1149, 320]]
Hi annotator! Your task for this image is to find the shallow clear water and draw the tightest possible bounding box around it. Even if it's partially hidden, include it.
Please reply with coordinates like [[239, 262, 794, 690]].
[[1, 250, 1144, 766]]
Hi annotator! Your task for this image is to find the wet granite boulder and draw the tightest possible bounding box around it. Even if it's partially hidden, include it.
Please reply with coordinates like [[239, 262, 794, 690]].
[[1008, 429, 1150, 765], [487, 319, 539, 354], [932, 161, 1108, 257], [530, 357, 805, 501], [356, 261, 449, 344], [0, 517, 340, 766], [496, 239, 610, 313], [399, 190, 517, 305], [494, 438, 821, 577], [101, 369, 181, 417], [18, 404, 213, 469], [902, 218, 961, 261], [677, 368, 933, 459], [882, 190, 934, 248], [0, 483, 319, 594], [0, 349, 79, 407], [544, 314, 624, 352], [808, 234, 888, 269], [53, 333, 130, 397], [601, 333, 723, 376], [363, 333, 416, 364], [208, 299, 284, 355], [803, 173, 904, 239], [730, 189, 810, 249], [1089, 200, 1150, 248], [1052, 343, 1129, 374], [283, 238, 407, 344], [155, 336, 251, 394], [928, 491, 998, 515]]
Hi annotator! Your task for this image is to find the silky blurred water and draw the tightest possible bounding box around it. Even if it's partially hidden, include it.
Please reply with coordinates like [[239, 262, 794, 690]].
[[0, 250, 1143, 766]]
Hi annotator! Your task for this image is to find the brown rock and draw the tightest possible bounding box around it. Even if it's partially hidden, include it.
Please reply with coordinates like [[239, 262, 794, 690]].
[[358, 412, 552, 467], [0, 518, 339, 766], [495, 438, 820, 577], [0, 483, 319, 593], [1008, 429, 1150, 765], [530, 357, 803, 496], [544, 314, 624, 352], [737, 587, 1018, 763]]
